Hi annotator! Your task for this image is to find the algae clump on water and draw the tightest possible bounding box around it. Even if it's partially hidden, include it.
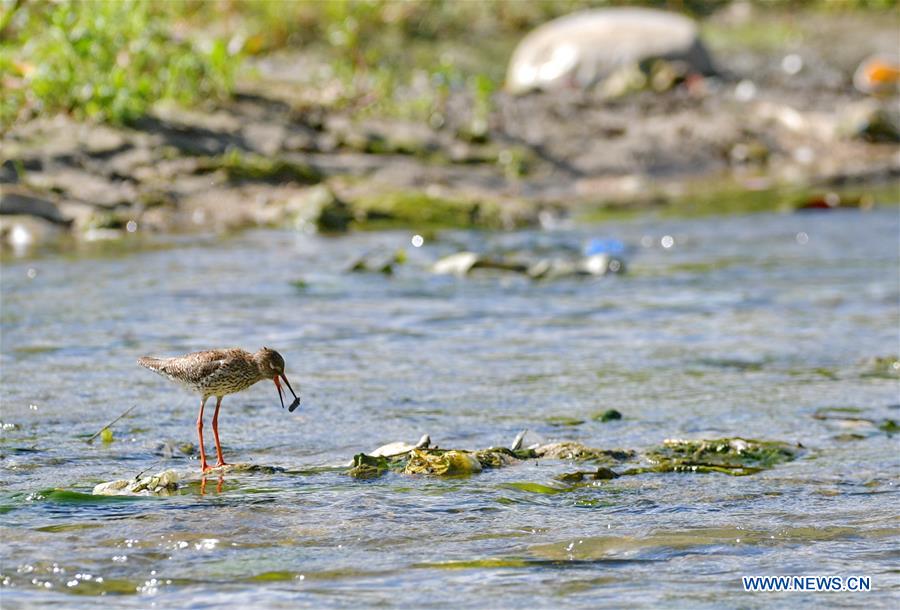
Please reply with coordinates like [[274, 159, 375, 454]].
[[640, 437, 801, 476], [344, 436, 799, 480], [403, 449, 483, 476], [348, 453, 394, 479]]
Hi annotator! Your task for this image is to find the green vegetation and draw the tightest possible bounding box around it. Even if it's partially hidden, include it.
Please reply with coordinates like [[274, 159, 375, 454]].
[[594, 409, 623, 422], [578, 180, 899, 223], [204, 150, 322, 184], [354, 191, 505, 230], [6, 0, 892, 130], [1, 0, 235, 126], [348, 453, 392, 479]]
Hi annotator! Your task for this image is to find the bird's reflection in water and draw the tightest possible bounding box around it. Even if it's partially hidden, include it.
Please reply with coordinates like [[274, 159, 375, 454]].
[[199, 473, 224, 495]]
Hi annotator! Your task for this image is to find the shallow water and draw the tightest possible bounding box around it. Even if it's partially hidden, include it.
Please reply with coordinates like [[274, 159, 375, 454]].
[[1, 209, 898, 608]]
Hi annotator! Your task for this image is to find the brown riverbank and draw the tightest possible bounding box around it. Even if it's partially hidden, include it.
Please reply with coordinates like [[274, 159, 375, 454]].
[[1, 6, 897, 251]]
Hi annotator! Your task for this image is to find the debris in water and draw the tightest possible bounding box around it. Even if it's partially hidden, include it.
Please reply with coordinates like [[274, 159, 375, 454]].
[[86, 404, 138, 444], [93, 469, 180, 496]]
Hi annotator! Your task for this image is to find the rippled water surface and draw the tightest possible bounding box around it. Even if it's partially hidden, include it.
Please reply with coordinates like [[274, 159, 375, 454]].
[[1, 210, 898, 608]]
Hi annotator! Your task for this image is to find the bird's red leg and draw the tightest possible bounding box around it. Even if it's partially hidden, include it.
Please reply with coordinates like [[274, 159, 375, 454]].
[[212, 396, 229, 468], [197, 397, 211, 472]]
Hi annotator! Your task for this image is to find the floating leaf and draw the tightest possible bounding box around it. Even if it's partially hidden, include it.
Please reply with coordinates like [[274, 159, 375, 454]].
[[504, 482, 572, 495]]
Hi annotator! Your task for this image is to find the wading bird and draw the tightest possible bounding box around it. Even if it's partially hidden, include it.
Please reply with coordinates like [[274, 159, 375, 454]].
[[138, 347, 300, 471]]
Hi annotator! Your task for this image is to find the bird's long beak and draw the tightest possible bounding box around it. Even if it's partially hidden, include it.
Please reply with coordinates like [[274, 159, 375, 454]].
[[274, 376, 285, 408], [274, 374, 301, 412]]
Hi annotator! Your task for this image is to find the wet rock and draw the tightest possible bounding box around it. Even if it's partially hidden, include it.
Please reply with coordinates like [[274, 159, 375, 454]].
[[286, 184, 353, 233], [0, 189, 70, 225], [0, 215, 66, 252], [80, 125, 129, 157], [432, 252, 480, 276], [179, 184, 328, 232], [93, 469, 180, 496], [474, 447, 534, 469], [105, 147, 160, 177], [331, 118, 439, 156], [131, 116, 241, 156], [179, 187, 257, 232], [242, 122, 286, 157], [0, 160, 21, 183], [506, 7, 715, 94], [282, 125, 320, 153], [151, 102, 243, 134], [27, 168, 137, 208]]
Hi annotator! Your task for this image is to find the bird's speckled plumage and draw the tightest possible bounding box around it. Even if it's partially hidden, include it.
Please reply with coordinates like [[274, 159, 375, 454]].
[[138, 347, 295, 472], [138, 347, 284, 398]]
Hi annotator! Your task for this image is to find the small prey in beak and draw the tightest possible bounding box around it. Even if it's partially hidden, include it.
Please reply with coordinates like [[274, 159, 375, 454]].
[[274, 374, 301, 412]]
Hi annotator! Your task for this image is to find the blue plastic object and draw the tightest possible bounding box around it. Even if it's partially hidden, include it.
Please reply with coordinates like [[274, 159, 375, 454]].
[[585, 238, 626, 256]]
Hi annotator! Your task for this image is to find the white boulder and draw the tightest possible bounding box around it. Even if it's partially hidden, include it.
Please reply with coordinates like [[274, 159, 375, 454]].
[[506, 8, 715, 94]]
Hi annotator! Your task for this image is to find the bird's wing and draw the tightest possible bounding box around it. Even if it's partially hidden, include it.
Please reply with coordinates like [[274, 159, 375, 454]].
[[157, 355, 227, 384], [195, 358, 230, 379]]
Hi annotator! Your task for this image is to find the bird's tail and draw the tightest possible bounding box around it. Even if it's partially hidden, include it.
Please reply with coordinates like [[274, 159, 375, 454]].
[[137, 356, 165, 372]]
